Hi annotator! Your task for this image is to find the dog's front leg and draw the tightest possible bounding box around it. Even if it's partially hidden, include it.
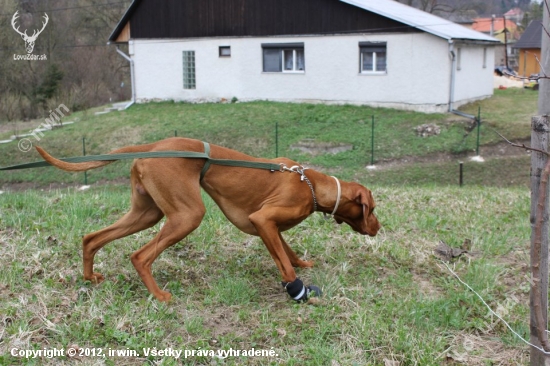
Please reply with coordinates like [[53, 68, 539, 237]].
[[249, 208, 320, 302], [249, 211, 296, 282]]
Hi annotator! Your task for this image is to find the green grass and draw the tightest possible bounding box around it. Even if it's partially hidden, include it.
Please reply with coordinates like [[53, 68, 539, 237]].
[[0, 88, 538, 187], [0, 88, 539, 364], [0, 185, 532, 364]]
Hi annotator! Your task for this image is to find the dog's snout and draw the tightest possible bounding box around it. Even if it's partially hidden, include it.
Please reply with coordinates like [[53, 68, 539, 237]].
[[365, 216, 381, 236]]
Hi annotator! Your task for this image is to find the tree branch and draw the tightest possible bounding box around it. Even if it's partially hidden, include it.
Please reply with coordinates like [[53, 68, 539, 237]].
[[494, 130, 550, 156]]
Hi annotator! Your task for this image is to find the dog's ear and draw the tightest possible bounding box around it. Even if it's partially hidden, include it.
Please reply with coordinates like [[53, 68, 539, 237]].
[[351, 185, 380, 236], [354, 187, 373, 212]]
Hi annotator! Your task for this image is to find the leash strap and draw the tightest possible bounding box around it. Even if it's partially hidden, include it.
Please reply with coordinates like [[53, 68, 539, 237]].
[[0, 143, 282, 173], [199, 142, 212, 181]]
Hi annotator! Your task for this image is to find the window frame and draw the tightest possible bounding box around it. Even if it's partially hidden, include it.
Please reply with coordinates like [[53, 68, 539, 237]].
[[261, 43, 305, 73], [219, 46, 231, 57], [282, 48, 305, 73], [182, 50, 196, 89], [359, 42, 387, 74]]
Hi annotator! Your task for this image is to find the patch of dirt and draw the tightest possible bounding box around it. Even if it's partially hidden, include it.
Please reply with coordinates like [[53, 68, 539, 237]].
[[205, 309, 253, 341], [0, 177, 130, 192], [414, 123, 441, 137], [0, 138, 533, 192], [412, 271, 441, 299], [445, 333, 528, 365], [291, 140, 353, 155], [372, 138, 531, 170]]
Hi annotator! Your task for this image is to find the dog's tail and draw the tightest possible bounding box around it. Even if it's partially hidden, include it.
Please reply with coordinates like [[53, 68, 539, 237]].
[[35, 144, 155, 172]]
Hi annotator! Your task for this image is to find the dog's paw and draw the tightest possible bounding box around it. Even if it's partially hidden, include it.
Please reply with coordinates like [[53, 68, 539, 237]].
[[155, 290, 172, 302], [85, 272, 105, 284], [282, 278, 322, 303], [306, 285, 322, 299]]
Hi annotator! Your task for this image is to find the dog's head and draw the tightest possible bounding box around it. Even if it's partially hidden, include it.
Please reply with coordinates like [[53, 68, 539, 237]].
[[333, 183, 380, 237]]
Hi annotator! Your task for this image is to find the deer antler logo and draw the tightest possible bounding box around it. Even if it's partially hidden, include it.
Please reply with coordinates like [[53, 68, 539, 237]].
[[11, 11, 49, 54]]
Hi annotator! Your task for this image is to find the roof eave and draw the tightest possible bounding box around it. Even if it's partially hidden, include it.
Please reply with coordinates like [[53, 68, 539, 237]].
[[108, 0, 141, 43], [451, 38, 501, 45], [340, 0, 499, 43]]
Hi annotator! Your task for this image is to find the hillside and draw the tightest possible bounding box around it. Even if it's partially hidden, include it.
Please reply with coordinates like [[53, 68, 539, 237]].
[[0, 88, 538, 189]]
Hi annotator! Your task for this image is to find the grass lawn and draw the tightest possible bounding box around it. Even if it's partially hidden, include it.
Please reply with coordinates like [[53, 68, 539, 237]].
[[0, 88, 540, 365], [0, 184, 532, 365], [0, 88, 538, 187]]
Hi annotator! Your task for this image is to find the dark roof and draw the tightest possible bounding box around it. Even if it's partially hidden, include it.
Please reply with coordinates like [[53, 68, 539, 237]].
[[109, 0, 498, 43], [513, 20, 542, 49]]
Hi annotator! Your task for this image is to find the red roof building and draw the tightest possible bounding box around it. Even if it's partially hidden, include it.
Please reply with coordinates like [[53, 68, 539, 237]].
[[472, 18, 520, 41]]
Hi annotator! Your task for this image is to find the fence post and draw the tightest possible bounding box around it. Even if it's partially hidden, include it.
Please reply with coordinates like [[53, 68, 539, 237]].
[[530, 115, 550, 365], [476, 106, 481, 156], [82, 137, 88, 185]]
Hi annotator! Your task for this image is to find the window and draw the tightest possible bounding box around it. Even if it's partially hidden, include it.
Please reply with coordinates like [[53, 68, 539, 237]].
[[182, 51, 196, 89], [482, 47, 487, 68], [283, 49, 305, 72], [456, 48, 461, 71], [219, 46, 231, 57], [262, 43, 305, 73], [359, 42, 386, 73]]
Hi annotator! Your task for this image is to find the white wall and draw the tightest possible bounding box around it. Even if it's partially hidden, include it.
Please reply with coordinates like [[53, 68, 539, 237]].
[[452, 44, 495, 109], [130, 32, 495, 113]]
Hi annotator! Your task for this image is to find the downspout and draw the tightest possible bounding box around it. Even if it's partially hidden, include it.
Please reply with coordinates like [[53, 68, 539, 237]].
[[116, 45, 135, 109], [448, 40, 456, 112]]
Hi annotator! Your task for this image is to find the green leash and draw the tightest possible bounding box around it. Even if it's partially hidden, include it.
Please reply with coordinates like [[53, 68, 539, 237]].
[[0, 142, 281, 177]]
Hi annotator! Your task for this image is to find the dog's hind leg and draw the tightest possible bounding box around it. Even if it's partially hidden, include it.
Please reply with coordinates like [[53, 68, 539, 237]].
[[83, 175, 164, 284], [129, 209, 205, 302], [128, 164, 206, 302]]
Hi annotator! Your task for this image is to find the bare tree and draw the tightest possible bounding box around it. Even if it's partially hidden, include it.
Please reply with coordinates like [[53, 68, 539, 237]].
[[393, 0, 476, 16], [0, 0, 131, 122]]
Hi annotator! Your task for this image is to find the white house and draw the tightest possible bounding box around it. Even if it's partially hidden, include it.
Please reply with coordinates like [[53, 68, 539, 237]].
[[109, 0, 499, 113]]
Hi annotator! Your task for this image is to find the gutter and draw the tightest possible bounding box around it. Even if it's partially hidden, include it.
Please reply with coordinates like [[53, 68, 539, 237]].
[[448, 40, 456, 113], [115, 45, 136, 109]]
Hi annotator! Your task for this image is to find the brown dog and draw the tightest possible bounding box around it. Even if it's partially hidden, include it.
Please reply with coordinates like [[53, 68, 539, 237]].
[[36, 137, 380, 302]]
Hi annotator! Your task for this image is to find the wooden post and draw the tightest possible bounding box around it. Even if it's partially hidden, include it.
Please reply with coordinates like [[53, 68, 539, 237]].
[[531, 116, 550, 365], [539, 1, 550, 116], [532, 4, 550, 364]]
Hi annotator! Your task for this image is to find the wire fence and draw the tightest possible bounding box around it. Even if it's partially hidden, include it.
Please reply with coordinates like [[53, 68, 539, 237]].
[[0, 103, 528, 186]]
